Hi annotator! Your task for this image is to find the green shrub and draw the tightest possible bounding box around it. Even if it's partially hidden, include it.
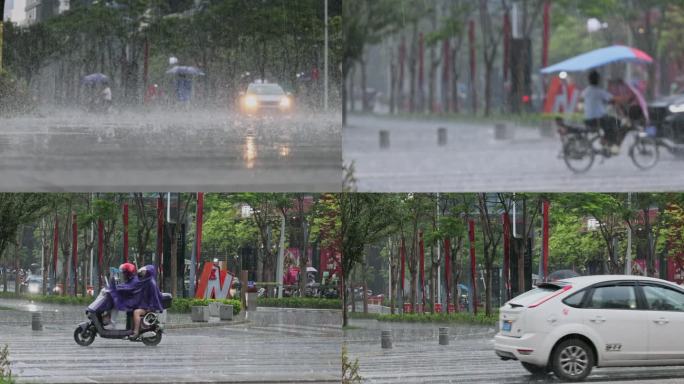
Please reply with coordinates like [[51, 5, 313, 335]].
[[256, 297, 341, 309], [341, 344, 362, 384], [169, 297, 241, 316], [0, 344, 13, 384], [348, 312, 381, 320], [376, 311, 498, 326], [0, 292, 95, 306]]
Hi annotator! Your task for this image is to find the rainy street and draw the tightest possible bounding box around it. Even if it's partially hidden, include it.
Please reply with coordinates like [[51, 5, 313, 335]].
[[0, 299, 341, 383], [343, 115, 684, 192], [0, 109, 341, 192], [344, 319, 684, 384]]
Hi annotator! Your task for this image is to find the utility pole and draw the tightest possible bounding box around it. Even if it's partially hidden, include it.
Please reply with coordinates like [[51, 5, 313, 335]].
[[0, 0, 5, 71], [323, 0, 329, 111]]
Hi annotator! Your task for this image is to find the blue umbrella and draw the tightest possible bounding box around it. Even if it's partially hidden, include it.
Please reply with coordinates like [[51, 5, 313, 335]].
[[165, 66, 205, 76], [458, 284, 469, 292], [82, 73, 110, 84], [540, 45, 652, 74]]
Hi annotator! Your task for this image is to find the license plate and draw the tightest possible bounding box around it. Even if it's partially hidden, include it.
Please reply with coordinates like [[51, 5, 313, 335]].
[[502, 321, 512, 332]]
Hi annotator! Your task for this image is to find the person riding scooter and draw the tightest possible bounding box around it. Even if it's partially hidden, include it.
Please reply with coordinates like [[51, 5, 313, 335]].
[[109, 263, 163, 340]]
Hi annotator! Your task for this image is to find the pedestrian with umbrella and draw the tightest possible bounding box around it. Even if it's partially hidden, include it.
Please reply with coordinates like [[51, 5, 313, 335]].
[[166, 65, 205, 106], [82, 73, 111, 113]]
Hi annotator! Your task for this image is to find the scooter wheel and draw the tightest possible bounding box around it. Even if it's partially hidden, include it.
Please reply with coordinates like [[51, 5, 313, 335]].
[[74, 326, 96, 346], [142, 332, 162, 347]]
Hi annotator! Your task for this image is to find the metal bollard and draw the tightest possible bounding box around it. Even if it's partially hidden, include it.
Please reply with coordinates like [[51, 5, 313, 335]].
[[439, 327, 449, 345], [381, 330, 392, 349], [437, 127, 447, 146], [379, 130, 390, 149], [31, 312, 43, 331]]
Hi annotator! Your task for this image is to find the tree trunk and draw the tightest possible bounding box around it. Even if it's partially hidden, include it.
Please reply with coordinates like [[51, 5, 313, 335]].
[[342, 273, 348, 326], [360, 57, 369, 112], [483, 61, 493, 116], [485, 262, 493, 316], [170, 225, 178, 298]]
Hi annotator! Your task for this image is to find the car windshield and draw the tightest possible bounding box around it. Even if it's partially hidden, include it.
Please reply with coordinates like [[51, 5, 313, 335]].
[[247, 84, 285, 95]]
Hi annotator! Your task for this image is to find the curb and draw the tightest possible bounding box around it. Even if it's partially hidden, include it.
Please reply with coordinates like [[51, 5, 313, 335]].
[[166, 319, 249, 330]]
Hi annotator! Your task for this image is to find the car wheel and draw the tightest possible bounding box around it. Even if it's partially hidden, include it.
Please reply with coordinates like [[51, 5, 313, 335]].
[[551, 339, 594, 382], [521, 362, 550, 376]]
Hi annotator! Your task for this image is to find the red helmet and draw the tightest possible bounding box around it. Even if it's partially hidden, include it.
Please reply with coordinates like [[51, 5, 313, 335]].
[[119, 263, 137, 278]]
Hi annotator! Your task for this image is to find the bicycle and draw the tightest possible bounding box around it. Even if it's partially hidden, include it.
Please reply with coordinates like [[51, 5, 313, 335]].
[[555, 116, 660, 173]]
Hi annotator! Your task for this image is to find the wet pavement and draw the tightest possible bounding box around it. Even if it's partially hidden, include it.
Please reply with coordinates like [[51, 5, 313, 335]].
[[344, 319, 684, 383], [0, 109, 342, 192], [0, 299, 341, 383], [343, 115, 684, 192]]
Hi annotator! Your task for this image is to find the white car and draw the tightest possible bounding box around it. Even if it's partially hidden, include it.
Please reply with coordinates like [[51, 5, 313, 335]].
[[494, 275, 684, 381], [238, 82, 293, 115]]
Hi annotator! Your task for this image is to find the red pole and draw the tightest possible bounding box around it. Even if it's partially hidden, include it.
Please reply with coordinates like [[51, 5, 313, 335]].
[[400, 237, 405, 294], [444, 237, 451, 313], [469, 19, 477, 114], [53, 217, 59, 285], [97, 219, 104, 289], [419, 231, 425, 312], [123, 203, 129, 263], [469, 219, 477, 315], [542, 2, 551, 68], [442, 39, 450, 113], [194, 193, 204, 292], [503, 11, 511, 83], [503, 212, 511, 301], [157, 196, 164, 289], [543, 200, 550, 281], [72, 213, 78, 296]]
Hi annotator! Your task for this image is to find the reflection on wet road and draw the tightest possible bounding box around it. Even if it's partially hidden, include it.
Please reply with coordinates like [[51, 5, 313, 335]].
[[0, 109, 341, 191]]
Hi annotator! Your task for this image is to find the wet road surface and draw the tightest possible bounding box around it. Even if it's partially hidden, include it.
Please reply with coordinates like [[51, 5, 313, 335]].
[[0, 303, 341, 383], [343, 115, 684, 192], [344, 319, 684, 383], [0, 109, 342, 192]]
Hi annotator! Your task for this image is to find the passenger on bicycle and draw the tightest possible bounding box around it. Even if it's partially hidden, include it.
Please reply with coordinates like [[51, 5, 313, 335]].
[[581, 70, 624, 155]]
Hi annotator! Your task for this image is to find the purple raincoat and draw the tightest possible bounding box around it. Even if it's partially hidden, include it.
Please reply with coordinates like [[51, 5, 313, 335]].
[[110, 265, 163, 312]]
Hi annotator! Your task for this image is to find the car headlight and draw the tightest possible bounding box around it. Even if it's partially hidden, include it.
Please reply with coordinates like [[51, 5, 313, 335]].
[[244, 95, 258, 109], [279, 96, 291, 108], [668, 103, 684, 113]]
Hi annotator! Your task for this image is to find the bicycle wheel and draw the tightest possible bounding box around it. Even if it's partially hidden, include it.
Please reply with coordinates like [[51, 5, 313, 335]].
[[630, 136, 659, 170], [562, 135, 595, 173]]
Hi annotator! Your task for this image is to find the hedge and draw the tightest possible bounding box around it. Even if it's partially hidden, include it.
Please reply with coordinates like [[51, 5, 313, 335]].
[[169, 298, 241, 316], [375, 312, 498, 326], [0, 292, 94, 306], [256, 297, 341, 309], [0, 292, 241, 315], [348, 312, 381, 320]]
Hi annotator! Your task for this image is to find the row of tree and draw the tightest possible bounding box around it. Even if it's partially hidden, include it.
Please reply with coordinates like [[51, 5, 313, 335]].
[[344, 0, 684, 120], [2, 0, 342, 108], [337, 192, 684, 326], [0, 193, 341, 300]]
